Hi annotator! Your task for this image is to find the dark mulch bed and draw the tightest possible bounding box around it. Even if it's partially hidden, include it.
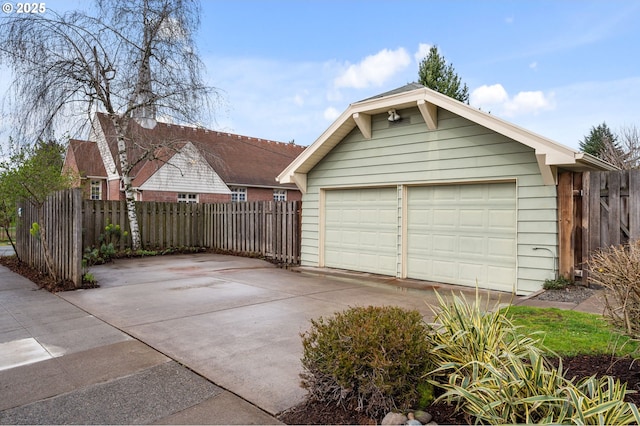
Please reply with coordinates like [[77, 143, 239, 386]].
[[0, 255, 96, 292], [280, 284, 639, 425], [278, 355, 640, 425], [3, 256, 638, 424]]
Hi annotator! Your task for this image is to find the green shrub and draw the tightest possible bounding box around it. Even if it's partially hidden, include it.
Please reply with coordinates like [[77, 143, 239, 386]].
[[439, 352, 640, 425], [587, 239, 640, 338], [426, 291, 544, 383], [83, 222, 128, 266], [543, 275, 573, 290], [427, 291, 640, 425], [300, 305, 433, 418], [82, 272, 96, 285]]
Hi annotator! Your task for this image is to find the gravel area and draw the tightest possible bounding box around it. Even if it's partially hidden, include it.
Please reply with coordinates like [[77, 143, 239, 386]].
[[533, 284, 601, 304]]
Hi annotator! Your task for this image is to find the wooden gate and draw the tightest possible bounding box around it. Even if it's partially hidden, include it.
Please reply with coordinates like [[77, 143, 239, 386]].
[[558, 170, 640, 281]]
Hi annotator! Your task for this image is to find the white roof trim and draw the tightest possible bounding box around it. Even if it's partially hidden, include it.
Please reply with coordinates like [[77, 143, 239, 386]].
[[277, 86, 616, 192]]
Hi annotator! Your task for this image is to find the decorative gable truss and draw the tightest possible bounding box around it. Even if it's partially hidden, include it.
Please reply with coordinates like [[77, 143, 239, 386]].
[[139, 142, 231, 194], [278, 85, 615, 192]]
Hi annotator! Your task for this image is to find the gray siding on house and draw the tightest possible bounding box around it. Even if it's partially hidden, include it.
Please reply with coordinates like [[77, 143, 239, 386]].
[[301, 106, 558, 294]]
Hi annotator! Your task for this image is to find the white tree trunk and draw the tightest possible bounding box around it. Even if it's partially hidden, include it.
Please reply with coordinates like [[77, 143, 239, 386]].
[[112, 116, 142, 251]]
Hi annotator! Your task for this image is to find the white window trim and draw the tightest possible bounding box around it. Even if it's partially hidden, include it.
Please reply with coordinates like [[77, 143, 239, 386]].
[[178, 193, 198, 203], [90, 179, 102, 200], [231, 187, 247, 202], [273, 189, 287, 201]]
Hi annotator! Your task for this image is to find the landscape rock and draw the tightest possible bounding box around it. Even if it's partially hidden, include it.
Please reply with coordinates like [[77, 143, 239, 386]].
[[406, 412, 422, 425], [381, 412, 408, 425], [413, 410, 433, 424]]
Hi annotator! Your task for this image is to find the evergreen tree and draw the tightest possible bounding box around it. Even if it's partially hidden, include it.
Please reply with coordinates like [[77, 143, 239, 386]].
[[418, 46, 469, 103], [579, 123, 619, 157]]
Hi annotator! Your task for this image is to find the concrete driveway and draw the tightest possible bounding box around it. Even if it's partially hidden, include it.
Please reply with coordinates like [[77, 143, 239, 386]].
[[59, 253, 516, 416]]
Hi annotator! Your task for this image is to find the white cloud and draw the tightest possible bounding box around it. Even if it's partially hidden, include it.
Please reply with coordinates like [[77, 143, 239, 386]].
[[334, 48, 411, 89], [414, 43, 432, 63], [470, 84, 555, 117], [529, 61, 538, 70], [323, 107, 340, 121], [470, 84, 509, 106], [505, 91, 555, 116]]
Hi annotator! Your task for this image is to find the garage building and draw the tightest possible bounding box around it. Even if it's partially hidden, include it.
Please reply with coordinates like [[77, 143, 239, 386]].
[[277, 83, 613, 295]]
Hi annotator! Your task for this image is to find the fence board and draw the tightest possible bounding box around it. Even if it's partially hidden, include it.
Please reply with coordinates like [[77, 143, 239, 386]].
[[560, 170, 640, 283], [16, 189, 83, 287]]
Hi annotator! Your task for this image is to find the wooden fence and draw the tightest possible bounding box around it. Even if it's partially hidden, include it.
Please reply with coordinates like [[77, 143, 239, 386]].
[[202, 201, 301, 264], [84, 199, 301, 264], [16, 189, 84, 286], [558, 170, 640, 281], [17, 191, 301, 287], [84, 200, 206, 250]]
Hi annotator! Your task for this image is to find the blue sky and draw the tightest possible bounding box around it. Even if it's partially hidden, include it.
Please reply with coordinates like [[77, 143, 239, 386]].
[[3, 1, 640, 149]]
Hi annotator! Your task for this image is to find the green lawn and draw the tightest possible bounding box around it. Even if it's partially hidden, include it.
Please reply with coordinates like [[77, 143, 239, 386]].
[[0, 226, 16, 245], [505, 306, 639, 357]]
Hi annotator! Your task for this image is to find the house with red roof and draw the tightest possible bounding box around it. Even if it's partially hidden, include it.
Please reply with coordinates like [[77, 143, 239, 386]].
[[64, 113, 305, 203]]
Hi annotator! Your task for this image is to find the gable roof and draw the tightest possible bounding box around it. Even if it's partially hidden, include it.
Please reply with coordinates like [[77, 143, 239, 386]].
[[277, 83, 616, 191], [64, 139, 107, 178], [93, 113, 305, 189], [139, 142, 231, 194]]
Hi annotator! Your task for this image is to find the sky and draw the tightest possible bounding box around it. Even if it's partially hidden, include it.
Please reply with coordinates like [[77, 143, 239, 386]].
[[2, 0, 640, 150]]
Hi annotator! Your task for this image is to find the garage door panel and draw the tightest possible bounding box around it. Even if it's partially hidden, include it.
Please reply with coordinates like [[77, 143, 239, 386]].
[[433, 260, 456, 280], [433, 235, 456, 253], [490, 183, 516, 198], [459, 236, 484, 255], [488, 266, 516, 288], [459, 263, 485, 282], [433, 211, 457, 227], [488, 237, 515, 258], [324, 188, 397, 276], [460, 210, 484, 227], [407, 183, 516, 291], [460, 185, 484, 201], [489, 210, 517, 229]]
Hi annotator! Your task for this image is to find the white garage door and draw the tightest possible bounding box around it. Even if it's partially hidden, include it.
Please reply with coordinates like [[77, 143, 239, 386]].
[[324, 188, 397, 275], [407, 183, 516, 292]]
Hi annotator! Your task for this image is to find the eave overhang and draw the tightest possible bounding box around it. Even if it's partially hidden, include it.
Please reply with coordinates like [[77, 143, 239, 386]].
[[277, 86, 617, 192]]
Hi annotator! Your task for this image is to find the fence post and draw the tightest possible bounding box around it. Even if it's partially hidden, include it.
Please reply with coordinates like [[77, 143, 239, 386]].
[[71, 188, 83, 287], [558, 172, 574, 279], [631, 170, 640, 242]]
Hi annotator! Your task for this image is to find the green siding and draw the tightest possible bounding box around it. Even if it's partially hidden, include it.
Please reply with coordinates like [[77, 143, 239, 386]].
[[301, 107, 557, 295]]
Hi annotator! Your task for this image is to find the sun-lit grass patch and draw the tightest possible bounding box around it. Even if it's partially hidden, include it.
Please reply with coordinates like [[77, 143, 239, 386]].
[[504, 306, 640, 357]]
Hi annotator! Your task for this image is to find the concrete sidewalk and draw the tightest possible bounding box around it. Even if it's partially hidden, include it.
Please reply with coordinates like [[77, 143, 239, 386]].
[[0, 253, 605, 424], [0, 263, 281, 425]]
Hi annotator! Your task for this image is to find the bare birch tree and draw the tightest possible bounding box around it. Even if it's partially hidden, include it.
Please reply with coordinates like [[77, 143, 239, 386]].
[[0, 0, 218, 250]]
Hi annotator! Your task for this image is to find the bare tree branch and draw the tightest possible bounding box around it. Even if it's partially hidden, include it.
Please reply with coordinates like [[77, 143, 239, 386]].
[[0, 0, 223, 249]]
